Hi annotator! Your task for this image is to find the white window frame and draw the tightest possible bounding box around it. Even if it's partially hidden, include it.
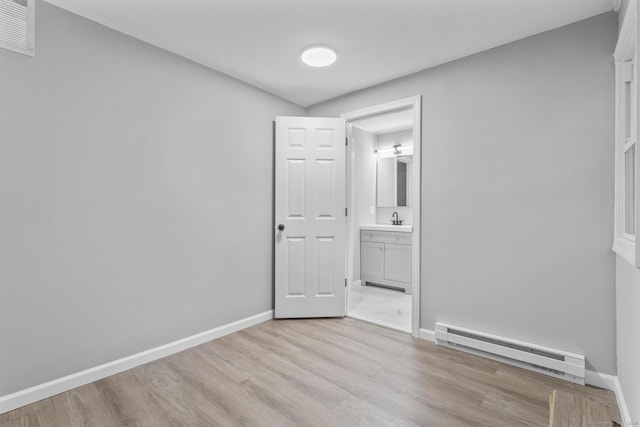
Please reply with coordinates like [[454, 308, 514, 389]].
[[614, 0, 639, 266], [0, 0, 35, 57]]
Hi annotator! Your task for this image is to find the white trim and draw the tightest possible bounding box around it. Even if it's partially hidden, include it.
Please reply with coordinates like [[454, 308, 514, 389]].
[[341, 97, 421, 122], [614, 0, 639, 267], [613, 0, 623, 12], [585, 369, 617, 390], [419, 328, 436, 342], [0, 310, 274, 415], [345, 120, 356, 314], [614, 238, 636, 265], [341, 96, 422, 338], [615, 0, 638, 61], [614, 377, 633, 426], [585, 371, 632, 426]]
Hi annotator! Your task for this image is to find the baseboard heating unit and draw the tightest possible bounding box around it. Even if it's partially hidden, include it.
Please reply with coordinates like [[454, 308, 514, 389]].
[[434, 322, 585, 384]]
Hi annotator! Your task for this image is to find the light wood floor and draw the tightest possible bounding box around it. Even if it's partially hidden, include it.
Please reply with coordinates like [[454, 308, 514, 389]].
[[0, 318, 621, 426]]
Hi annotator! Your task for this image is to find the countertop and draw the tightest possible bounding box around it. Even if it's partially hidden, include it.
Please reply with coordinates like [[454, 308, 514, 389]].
[[360, 224, 413, 233]]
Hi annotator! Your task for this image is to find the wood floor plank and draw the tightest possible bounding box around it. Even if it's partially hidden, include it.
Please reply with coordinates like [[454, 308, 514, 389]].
[[370, 366, 527, 427], [217, 330, 351, 407], [0, 318, 623, 427], [199, 337, 264, 380], [549, 389, 615, 427], [240, 370, 352, 427], [480, 390, 549, 427], [0, 398, 56, 425], [165, 349, 295, 427], [331, 394, 417, 427], [240, 330, 459, 425], [493, 364, 621, 423], [2, 399, 65, 427], [261, 320, 386, 377], [282, 318, 409, 358], [131, 358, 237, 427], [387, 346, 499, 396], [274, 320, 405, 368], [50, 383, 119, 426], [94, 370, 175, 427]]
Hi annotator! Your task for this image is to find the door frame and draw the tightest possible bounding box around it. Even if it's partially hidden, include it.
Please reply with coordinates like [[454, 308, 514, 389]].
[[341, 96, 422, 337]]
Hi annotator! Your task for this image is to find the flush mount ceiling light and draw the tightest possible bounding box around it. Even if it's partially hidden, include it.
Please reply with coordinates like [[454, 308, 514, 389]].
[[301, 46, 337, 67]]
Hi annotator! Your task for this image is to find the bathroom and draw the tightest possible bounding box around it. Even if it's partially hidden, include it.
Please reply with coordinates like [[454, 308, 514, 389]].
[[348, 110, 414, 333]]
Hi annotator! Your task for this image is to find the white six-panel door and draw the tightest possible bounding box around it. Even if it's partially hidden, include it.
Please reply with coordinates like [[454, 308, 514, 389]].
[[274, 117, 346, 318]]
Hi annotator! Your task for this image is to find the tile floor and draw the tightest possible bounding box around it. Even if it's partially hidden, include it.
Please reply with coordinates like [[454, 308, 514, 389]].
[[347, 283, 412, 333]]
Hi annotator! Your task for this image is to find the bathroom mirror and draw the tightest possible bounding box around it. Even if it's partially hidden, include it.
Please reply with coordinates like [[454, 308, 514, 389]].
[[376, 155, 412, 207]]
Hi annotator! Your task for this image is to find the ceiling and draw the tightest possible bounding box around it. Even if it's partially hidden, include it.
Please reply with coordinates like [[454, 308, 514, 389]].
[[44, 0, 615, 108]]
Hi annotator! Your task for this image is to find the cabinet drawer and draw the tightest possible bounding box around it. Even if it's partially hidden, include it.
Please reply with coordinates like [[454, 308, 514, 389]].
[[360, 230, 411, 245]]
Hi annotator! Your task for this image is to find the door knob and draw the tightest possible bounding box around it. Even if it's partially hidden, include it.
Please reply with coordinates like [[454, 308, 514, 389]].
[[277, 224, 285, 231]]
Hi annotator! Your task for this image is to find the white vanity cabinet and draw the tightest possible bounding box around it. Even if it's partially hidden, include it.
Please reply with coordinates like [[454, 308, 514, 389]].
[[361, 241, 385, 279], [360, 228, 412, 294]]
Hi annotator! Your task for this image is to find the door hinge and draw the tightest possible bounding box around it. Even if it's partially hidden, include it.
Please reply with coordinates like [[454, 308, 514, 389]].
[[345, 137, 348, 146], [345, 278, 347, 287], [345, 208, 348, 216]]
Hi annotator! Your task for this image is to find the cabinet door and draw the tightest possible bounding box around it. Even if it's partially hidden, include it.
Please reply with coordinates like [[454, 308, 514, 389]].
[[361, 241, 384, 280], [384, 243, 411, 283]]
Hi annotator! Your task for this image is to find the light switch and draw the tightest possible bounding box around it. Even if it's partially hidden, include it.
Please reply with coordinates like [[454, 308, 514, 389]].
[[369, 206, 375, 216]]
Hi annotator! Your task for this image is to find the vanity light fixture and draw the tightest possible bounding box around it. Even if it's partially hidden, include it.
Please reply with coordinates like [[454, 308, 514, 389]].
[[301, 46, 337, 67], [376, 144, 414, 158]]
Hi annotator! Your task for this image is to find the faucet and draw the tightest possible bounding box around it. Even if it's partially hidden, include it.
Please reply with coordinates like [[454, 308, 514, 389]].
[[391, 211, 403, 225]]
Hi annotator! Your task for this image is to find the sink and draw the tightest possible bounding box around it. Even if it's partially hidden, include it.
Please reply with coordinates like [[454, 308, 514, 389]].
[[360, 224, 412, 233]]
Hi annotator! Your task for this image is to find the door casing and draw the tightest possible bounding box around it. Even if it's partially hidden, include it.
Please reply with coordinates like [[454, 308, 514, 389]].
[[341, 96, 422, 337]]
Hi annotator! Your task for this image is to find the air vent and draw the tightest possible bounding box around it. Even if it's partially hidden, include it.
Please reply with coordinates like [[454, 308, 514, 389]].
[[0, 0, 34, 56]]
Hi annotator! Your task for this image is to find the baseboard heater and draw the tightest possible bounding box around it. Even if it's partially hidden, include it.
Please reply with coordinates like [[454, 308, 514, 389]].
[[434, 322, 585, 385]]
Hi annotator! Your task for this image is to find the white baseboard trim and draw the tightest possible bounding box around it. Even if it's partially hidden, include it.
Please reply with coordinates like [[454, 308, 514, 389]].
[[0, 310, 274, 415], [419, 328, 435, 342], [585, 370, 632, 426], [585, 369, 617, 390], [614, 377, 633, 426]]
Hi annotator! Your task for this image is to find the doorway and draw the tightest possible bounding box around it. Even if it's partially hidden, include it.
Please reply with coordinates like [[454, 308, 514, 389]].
[[342, 96, 421, 336]]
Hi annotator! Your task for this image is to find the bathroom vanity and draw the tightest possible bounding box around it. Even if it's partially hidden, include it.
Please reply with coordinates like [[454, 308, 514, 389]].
[[360, 225, 412, 294]]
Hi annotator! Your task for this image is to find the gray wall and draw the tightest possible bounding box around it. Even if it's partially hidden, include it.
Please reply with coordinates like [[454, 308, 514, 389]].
[[615, 258, 640, 421], [310, 13, 617, 374], [376, 129, 413, 149], [0, 0, 304, 396]]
